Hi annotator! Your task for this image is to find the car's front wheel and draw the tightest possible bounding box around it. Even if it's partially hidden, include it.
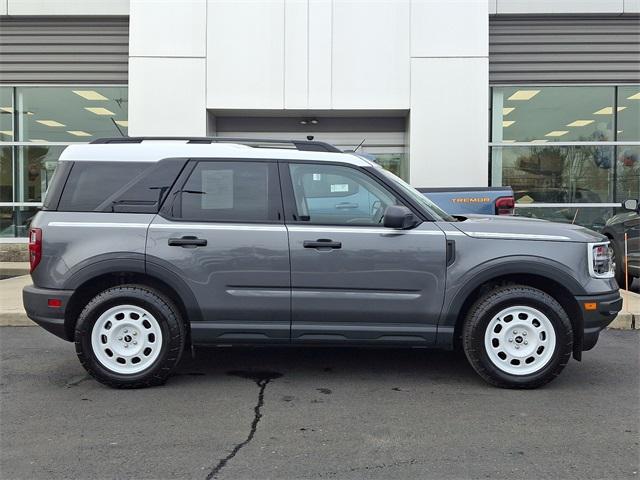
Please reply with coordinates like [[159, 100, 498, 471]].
[[462, 285, 573, 389], [75, 285, 186, 388]]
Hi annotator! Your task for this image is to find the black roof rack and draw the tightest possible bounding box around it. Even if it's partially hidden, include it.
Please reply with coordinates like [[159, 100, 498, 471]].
[[90, 136, 342, 153]]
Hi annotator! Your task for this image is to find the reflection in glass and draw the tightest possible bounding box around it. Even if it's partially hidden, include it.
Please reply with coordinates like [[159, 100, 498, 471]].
[[17, 87, 128, 142], [616, 146, 639, 202], [617, 86, 640, 141], [492, 86, 614, 142], [0, 87, 13, 140], [0, 206, 39, 237], [16, 145, 65, 203], [514, 205, 616, 232], [492, 145, 614, 204], [0, 146, 12, 202]]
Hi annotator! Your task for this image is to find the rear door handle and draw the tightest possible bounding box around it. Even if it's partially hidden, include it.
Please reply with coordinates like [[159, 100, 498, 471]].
[[168, 236, 207, 247], [303, 239, 342, 249]]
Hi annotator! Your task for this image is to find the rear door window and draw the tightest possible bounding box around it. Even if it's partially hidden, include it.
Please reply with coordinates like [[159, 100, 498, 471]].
[[174, 160, 281, 223]]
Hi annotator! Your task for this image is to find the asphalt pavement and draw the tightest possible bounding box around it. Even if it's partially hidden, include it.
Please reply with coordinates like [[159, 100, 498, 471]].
[[1, 327, 638, 480]]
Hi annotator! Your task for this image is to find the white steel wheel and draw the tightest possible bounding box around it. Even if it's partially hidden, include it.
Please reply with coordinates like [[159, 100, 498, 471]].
[[484, 305, 557, 376], [90, 304, 163, 375]]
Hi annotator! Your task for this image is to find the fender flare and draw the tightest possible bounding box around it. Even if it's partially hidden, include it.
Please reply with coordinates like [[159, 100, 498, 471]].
[[63, 253, 203, 324], [439, 255, 586, 332]]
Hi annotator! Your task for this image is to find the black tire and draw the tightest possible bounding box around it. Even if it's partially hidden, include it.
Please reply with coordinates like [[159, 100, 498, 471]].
[[75, 284, 186, 389], [611, 240, 633, 289], [462, 285, 572, 389]]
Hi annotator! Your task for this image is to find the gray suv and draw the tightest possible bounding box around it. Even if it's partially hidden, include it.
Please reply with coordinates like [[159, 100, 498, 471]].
[[23, 137, 622, 389]]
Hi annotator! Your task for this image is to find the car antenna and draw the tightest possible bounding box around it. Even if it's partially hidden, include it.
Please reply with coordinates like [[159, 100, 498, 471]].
[[353, 138, 366, 152]]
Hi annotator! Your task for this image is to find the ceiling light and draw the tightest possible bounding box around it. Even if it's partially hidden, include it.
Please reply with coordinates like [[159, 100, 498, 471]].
[[37, 120, 65, 127], [115, 120, 128, 127], [502, 120, 515, 127], [566, 120, 594, 127], [502, 140, 516, 143], [67, 130, 92, 137], [0, 130, 13, 136], [545, 130, 569, 137], [29, 139, 48, 143], [627, 92, 640, 100], [73, 90, 108, 101], [531, 139, 548, 143], [85, 107, 115, 115], [508, 90, 540, 101], [617, 130, 623, 134], [0, 107, 12, 113], [593, 106, 626, 115], [502, 107, 515, 116]]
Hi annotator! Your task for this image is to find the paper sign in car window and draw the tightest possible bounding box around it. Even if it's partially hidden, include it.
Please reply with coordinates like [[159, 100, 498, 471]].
[[330, 184, 349, 193], [201, 169, 234, 209]]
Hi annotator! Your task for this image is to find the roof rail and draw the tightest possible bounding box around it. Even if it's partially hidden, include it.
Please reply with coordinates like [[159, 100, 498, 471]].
[[90, 136, 342, 153]]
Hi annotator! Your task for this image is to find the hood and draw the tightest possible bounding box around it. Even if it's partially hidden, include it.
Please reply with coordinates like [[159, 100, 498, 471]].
[[448, 214, 606, 243]]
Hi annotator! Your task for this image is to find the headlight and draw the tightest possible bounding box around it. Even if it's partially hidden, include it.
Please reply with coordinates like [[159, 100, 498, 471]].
[[588, 242, 614, 278]]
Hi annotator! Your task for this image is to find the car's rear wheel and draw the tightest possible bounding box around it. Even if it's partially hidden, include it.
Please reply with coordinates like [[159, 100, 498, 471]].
[[75, 285, 185, 388], [462, 285, 572, 389]]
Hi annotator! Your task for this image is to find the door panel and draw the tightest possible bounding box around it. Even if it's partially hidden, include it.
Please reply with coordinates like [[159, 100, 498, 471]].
[[283, 162, 447, 344], [147, 220, 290, 342], [287, 224, 446, 343], [146, 159, 290, 343]]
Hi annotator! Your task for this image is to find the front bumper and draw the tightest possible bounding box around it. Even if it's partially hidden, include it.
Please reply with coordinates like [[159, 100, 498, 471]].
[[23, 284, 74, 341], [575, 290, 623, 353]]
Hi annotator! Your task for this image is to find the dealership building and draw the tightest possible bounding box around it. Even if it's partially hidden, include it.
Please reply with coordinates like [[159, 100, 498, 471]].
[[0, 0, 638, 240]]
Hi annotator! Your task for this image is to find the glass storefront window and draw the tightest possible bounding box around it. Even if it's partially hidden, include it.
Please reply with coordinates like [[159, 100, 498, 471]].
[[616, 145, 639, 202], [16, 145, 65, 203], [17, 87, 128, 142], [618, 86, 640, 142], [0, 206, 39, 238], [492, 86, 615, 143], [0, 87, 13, 141], [493, 145, 614, 203], [1, 145, 12, 202]]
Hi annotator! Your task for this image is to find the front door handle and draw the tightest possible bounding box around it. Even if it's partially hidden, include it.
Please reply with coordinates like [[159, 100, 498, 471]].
[[335, 202, 359, 209], [303, 239, 342, 249], [168, 236, 207, 247]]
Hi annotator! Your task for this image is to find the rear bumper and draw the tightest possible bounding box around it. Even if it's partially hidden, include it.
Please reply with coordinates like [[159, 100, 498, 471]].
[[576, 291, 623, 352], [22, 284, 74, 341]]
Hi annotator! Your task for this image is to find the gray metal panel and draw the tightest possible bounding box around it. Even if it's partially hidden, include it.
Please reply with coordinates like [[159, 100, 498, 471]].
[[0, 17, 129, 84], [489, 15, 640, 84]]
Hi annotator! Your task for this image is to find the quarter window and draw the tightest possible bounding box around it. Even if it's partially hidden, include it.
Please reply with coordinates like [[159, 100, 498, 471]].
[[178, 161, 279, 222], [288, 163, 398, 226]]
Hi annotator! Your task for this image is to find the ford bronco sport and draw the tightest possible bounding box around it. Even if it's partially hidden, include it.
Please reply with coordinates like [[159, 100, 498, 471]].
[[23, 137, 623, 389]]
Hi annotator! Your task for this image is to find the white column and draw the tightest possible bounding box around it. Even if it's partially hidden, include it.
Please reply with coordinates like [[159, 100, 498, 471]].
[[128, 0, 207, 136], [409, 0, 489, 187]]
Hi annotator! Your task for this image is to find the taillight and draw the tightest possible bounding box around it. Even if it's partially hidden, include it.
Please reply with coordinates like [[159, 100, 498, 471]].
[[28, 228, 42, 273], [495, 196, 515, 215]]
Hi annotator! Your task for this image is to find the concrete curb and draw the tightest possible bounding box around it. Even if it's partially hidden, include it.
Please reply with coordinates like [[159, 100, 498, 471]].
[[608, 312, 638, 330]]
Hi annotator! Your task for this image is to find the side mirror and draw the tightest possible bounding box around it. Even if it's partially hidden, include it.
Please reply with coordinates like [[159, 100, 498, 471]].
[[383, 205, 419, 229], [623, 199, 639, 212]]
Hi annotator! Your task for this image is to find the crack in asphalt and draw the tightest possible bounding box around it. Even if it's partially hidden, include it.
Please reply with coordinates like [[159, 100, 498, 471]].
[[205, 371, 282, 480]]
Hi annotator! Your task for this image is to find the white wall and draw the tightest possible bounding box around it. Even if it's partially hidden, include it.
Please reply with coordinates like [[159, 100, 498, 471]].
[[408, 0, 489, 187], [128, 0, 206, 136], [0, 0, 7, 15], [6, 0, 128, 15], [410, 58, 489, 187], [331, 0, 410, 109], [206, 0, 410, 111]]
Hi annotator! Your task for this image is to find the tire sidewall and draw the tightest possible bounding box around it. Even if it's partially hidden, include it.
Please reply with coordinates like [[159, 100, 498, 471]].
[[75, 287, 179, 385], [470, 292, 571, 387]]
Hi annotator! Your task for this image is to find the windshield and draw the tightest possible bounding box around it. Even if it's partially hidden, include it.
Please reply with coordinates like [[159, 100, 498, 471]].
[[371, 165, 457, 222]]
